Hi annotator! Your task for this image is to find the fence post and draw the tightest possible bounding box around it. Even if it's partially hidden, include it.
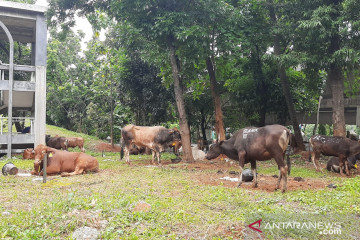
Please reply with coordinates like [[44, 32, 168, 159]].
[[43, 153, 47, 183]]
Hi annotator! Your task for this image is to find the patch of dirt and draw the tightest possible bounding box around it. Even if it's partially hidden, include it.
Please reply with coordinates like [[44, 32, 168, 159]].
[[193, 173, 328, 192], [131, 201, 151, 212], [156, 158, 338, 192]]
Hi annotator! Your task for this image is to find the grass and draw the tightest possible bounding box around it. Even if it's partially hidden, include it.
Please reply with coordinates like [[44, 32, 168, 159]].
[[0, 126, 359, 239]]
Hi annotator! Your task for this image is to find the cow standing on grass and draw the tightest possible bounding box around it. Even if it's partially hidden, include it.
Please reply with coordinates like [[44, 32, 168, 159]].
[[121, 125, 181, 165], [46, 135, 68, 151], [309, 135, 360, 176], [67, 137, 85, 152], [205, 125, 290, 192]]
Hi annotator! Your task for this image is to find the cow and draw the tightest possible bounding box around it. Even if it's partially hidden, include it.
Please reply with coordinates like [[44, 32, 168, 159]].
[[197, 137, 205, 151], [309, 135, 360, 176], [326, 153, 359, 173], [30, 144, 98, 177], [23, 148, 35, 160], [67, 137, 85, 152], [46, 135, 68, 150], [120, 124, 181, 164], [170, 141, 182, 156], [205, 125, 290, 192]]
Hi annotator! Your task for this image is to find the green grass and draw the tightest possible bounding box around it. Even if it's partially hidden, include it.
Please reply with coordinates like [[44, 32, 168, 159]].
[[0, 126, 359, 239]]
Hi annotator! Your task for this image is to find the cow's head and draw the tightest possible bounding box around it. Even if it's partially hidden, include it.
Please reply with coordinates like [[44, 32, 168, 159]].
[[31, 144, 55, 175], [205, 142, 222, 160], [169, 128, 181, 144]]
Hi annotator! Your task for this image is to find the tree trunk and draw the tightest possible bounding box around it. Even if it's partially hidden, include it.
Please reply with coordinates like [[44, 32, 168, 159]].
[[200, 109, 207, 143], [328, 67, 346, 136], [327, 7, 346, 137], [168, 39, 194, 162], [110, 77, 114, 147], [269, 4, 305, 151], [206, 56, 225, 142], [313, 95, 323, 135], [254, 45, 267, 126]]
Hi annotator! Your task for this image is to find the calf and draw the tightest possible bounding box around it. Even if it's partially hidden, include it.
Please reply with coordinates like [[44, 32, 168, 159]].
[[327, 154, 359, 173], [46, 135, 68, 150], [23, 148, 35, 160], [309, 135, 360, 176], [67, 137, 85, 152], [121, 124, 181, 164], [31, 144, 98, 177], [205, 125, 290, 192]]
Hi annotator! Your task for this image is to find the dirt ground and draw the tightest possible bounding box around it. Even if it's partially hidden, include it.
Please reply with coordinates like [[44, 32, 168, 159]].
[[94, 143, 359, 192], [126, 156, 354, 192]]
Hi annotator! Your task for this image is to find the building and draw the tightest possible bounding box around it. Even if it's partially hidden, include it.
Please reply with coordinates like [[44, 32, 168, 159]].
[[0, 1, 47, 157]]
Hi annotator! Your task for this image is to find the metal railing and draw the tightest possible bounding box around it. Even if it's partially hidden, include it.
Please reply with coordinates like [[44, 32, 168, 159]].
[[0, 117, 34, 134]]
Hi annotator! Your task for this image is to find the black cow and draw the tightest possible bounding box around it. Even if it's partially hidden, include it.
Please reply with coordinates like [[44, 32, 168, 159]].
[[46, 135, 68, 151], [310, 135, 360, 176], [120, 125, 181, 164], [206, 125, 290, 192], [326, 153, 360, 173]]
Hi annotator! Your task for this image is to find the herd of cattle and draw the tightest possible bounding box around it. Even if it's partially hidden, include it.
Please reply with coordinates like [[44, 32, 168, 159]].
[[22, 124, 360, 193]]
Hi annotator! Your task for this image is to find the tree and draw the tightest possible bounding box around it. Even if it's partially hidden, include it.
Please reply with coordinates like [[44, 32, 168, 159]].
[[295, 0, 360, 136], [265, 0, 306, 150], [109, 1, 197, 161]]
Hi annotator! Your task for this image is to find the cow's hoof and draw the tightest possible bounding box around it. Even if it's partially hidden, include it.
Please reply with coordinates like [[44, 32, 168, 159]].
[[253, 183, 258, 188], [281, 189, 286, 193]]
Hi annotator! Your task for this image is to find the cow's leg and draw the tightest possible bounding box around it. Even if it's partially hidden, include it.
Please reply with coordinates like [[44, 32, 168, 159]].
[[39, 165, 61, 176], [237, 151, 246, 188], [156, 152, 161, 165], [61, 166, 84, 177], [151, 151, 156, 165], [250, 160, 258, 188], [124, 145, 131, 164], [344, 157, 350, 176], [338, 156, 347, 176], [311, 152, 322, 172], [274, 154, 288, 193]]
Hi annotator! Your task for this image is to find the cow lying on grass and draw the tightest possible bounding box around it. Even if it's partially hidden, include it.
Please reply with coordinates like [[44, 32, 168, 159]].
[[309, 135, 360, 176], [121, 125, 181, 164], [326, 153, 359, 173], [23, 148, 35, 160], [31, 144, 98, 177], [205, 124, 290, 192]]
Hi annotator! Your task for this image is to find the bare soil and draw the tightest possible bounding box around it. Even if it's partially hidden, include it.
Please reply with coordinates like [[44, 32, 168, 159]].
[[127, 157, 338, 193]]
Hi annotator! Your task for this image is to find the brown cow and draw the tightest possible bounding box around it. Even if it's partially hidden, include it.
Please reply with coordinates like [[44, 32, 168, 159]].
[[31, 144, 98, 177], [46, 135, 68, 150], [121, 124, 181, 164], [23, 148, 35, 160], [67, 137, 85, 152], [310, 135, 360, 176], [205, 125, 290, 192]]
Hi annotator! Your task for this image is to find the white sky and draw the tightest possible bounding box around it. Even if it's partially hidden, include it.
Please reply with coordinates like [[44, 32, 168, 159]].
[[36, 0, 95, 49]]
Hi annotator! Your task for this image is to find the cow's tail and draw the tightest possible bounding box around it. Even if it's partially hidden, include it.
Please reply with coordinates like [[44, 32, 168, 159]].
[[120, 130, 124, 160], [286, 131, 291, 176]]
